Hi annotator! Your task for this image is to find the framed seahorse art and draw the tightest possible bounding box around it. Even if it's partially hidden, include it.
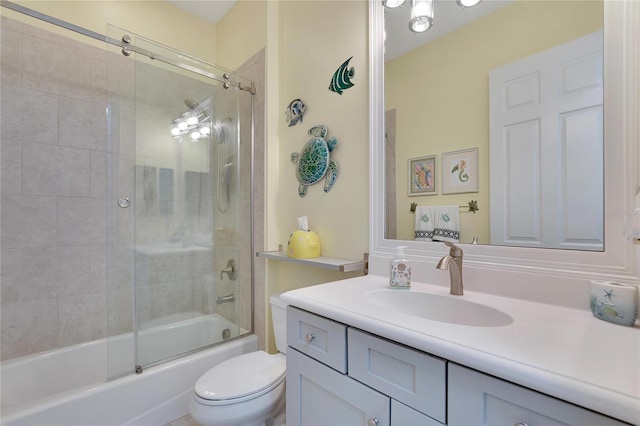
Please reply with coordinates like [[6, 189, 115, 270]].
[[442, 148, 479, 194]]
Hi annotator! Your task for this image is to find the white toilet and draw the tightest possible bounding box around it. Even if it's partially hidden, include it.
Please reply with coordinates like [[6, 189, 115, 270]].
[[189, 294, 288, 426]]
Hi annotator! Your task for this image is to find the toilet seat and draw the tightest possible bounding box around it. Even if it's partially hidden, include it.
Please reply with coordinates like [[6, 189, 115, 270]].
[[194, 351, 286, 405]]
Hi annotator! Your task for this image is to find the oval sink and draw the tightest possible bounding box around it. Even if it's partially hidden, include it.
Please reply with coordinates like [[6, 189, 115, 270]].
[[365, 290, 513, 327]]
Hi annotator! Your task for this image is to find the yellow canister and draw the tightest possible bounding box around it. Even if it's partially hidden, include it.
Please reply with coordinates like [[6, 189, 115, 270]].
[[287, 230, 321, 258]]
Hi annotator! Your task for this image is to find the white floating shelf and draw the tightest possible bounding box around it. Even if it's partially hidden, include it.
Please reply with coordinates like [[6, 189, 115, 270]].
[[256, 251, 367, 273]]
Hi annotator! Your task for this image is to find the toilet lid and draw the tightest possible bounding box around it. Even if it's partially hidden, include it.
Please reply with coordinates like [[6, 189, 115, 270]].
[[195, 351, 286, 401]]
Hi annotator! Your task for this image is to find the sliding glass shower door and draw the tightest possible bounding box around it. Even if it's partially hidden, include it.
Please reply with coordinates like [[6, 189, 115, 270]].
[[106, 26, 254, 374]]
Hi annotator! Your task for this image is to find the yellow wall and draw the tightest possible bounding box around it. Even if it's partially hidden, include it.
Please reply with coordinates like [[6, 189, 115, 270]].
[[216, 0, 267, 71], [3, 1, 218, 62], [274, 0, 369, 294], [386, 0, 603, 243]]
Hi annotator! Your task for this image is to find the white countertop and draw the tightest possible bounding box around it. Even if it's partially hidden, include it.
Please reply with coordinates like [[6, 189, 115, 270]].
[[280, 275, 640, 425]]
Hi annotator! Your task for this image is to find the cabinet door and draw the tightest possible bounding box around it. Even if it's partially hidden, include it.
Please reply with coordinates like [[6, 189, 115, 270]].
[[287, 348, 390, 426], [448, 364, 628, 426], [392, 400, 444, 426]]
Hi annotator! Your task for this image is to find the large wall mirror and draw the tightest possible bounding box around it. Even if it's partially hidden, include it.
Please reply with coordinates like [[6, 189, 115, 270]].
[[369, 0, 638, 279], [385, 0, 604, 250]]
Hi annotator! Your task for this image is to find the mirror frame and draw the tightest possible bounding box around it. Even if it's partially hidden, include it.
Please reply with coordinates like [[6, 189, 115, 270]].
[[369, 0, 639, 282]]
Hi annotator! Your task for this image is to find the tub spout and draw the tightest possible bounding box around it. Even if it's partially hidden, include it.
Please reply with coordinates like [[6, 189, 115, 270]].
[[216, 293, 235, 304]]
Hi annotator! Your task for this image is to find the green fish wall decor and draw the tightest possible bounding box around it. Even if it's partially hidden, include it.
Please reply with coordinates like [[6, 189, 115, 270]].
[[329, 56, 355, 95]]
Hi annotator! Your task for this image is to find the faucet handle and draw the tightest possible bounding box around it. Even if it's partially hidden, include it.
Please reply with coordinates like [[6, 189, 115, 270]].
[[443, 241, 463, 256]]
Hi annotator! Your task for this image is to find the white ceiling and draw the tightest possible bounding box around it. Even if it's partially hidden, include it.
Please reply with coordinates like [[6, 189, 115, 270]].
[[166, 0, 236, 24], [163, 0, 512, 62], [384, 0, 513, 61]]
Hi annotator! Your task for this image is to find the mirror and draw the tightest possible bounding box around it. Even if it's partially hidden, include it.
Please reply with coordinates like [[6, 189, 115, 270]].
[[369, 0, 636, 281], [383, 0, 604, 251]]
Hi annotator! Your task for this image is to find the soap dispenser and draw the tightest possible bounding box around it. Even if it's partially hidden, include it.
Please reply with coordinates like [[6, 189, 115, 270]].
[[390, 246, 411, 289]]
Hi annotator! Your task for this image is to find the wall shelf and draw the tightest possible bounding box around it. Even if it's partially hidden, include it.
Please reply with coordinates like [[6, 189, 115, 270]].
[[256, 251, 367, 273]]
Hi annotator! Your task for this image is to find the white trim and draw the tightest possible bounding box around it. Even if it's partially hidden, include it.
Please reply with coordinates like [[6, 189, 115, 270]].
[[369, 0, 639, 286]]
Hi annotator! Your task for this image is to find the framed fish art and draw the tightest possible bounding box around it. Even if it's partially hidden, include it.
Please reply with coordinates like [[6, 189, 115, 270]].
[[408, 155, 437, 196], [329, 56, 355, 95]]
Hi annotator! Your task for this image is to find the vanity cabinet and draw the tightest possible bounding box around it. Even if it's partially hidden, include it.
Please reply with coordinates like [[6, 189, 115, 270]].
[[286, 306, 628, 426], [448, 364, 628, 426], [286, 307, 444, 426]]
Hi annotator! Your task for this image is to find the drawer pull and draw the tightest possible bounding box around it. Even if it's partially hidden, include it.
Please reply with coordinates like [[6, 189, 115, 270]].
[[515, 423, 529, 426], [305, 333, 315, 343], [367, 418, 379, 426]]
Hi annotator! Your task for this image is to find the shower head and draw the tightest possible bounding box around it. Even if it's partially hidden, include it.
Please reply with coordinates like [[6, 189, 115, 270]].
[[184, 99, 199, 110]]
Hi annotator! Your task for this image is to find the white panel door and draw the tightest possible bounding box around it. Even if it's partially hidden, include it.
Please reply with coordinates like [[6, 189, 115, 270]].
[[490, 31, 603, 250]]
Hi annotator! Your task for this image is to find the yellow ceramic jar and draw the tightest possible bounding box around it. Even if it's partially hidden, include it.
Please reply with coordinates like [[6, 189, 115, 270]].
[[287, 230, 321, 258]]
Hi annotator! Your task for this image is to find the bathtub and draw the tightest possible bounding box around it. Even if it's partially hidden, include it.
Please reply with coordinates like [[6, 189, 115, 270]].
[[1, 314, 257, 426]]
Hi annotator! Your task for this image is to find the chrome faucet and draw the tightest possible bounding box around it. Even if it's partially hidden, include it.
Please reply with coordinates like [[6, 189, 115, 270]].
[[436, 241, 464, 296], [216, 293, 235, 304]]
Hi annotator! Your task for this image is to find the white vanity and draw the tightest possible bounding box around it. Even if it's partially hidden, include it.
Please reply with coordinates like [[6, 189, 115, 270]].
[[281, 277, 639, 425]]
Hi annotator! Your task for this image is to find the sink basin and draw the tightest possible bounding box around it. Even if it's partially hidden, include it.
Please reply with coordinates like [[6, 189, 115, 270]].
[[365, 290, 513, 327]]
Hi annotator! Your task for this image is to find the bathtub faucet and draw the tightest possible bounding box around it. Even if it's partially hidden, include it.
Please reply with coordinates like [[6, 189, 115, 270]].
[[216, 294, 235, 304]]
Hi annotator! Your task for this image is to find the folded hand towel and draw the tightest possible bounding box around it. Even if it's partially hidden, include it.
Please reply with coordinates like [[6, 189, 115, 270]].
[[432, 206, 460, 243], [414, 206, 435, 241]]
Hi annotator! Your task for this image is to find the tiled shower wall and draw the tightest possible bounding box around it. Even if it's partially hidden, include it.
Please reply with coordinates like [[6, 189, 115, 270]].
[[1, 18, 112, 360], [0, 17, 263, 361]]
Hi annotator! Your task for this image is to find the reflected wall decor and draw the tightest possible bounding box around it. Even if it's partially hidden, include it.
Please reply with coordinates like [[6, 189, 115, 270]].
[[442, 148, 478, 194], [408, 155, 437, 196]]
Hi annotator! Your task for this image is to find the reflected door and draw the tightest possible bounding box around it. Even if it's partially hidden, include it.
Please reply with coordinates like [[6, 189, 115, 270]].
[[489, 31, 604, 251]]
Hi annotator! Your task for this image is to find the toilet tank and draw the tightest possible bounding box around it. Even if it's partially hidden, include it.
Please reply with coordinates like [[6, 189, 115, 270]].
[[270, 293, 288, 354]]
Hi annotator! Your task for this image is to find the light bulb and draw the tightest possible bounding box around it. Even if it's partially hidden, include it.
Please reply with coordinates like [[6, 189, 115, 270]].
[[171, 126, 180, 136], [456, 0, 482, 8], [190, 131, 201, 140], [186, 115, 198, 126], [383, 0, 406, 8], [200, 126, 210, 135], [178, 120, 188, 130]]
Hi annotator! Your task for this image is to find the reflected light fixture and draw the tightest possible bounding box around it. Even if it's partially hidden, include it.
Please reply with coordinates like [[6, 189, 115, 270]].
[[409, 0, 434, 33], [170, 100, 213, 143], [384, 0, 482, 33]]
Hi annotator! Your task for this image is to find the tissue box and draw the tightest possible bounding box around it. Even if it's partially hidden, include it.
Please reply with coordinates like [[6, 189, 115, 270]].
[[590, 281, 638, 327], [287, 230, 321, 259]]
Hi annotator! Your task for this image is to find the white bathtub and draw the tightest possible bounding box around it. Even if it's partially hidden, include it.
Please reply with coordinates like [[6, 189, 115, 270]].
[[1, 314, 257, 426]]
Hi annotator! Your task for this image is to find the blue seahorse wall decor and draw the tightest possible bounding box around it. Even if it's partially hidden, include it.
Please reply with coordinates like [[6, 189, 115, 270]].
[[329, 56, 355, 95]]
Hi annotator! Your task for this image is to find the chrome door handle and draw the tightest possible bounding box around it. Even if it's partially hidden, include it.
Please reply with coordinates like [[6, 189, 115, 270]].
[[305, 333, 315, 343], [367, 418, 379, 426]]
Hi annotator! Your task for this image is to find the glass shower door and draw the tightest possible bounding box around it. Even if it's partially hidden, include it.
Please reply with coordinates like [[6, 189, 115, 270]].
[[106, 26, 251, 372]]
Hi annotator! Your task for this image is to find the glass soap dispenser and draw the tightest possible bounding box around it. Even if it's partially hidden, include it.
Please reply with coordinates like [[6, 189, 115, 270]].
[[390, 246, 411, 289]]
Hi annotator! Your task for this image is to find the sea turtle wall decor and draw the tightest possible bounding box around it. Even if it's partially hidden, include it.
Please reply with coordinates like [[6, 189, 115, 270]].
[[329, 56, 355, 95], [291, 125, 338, 197]]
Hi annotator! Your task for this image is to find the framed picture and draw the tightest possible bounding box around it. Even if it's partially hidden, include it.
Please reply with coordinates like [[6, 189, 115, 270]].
[[442, 148, 479, 194], [408, 155, 437, 196]]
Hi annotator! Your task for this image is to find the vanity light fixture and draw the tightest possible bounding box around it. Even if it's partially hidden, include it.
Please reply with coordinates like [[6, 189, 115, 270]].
[[385, 0, 483, 33], [409, 0, 434, 33], [170, 98, 213, 143]]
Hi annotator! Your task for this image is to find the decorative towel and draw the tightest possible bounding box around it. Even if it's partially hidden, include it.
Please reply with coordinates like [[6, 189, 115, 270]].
[[432, 206, 460, 243], [414, 206, 435, 241]]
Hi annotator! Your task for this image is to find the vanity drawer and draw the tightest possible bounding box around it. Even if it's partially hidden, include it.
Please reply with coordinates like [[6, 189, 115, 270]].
[[348, 328, 447, 424], [287, 306, 347, 373]]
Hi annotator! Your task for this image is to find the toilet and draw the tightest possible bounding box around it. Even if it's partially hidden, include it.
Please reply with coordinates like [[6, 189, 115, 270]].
[[189, 294, 288, 426]]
